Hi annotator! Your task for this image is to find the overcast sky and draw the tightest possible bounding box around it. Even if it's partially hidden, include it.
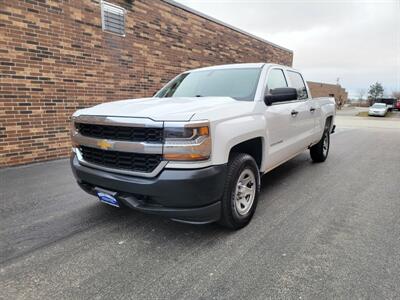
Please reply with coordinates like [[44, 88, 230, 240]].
[[175, 0, 400, 98]]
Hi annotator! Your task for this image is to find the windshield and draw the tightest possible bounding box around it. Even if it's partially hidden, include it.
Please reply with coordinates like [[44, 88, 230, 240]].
[[155, 68, 262, 101], [372, 103, 386, 108]]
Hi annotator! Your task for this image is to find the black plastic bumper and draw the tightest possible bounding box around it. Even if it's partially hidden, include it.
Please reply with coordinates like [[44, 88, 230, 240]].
[[71, 154, 226, 223]]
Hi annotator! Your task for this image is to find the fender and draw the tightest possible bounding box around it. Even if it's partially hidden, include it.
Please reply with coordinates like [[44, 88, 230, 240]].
[[315, 100, 336, 139], [211, 114, 267, 167]]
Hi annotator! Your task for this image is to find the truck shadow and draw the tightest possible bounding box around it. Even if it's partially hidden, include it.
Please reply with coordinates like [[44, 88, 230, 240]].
[[97, 152, 313, 232], [260, 153, 310, 192], [1, 153, 313, 265], [103, 153, 313, 235]]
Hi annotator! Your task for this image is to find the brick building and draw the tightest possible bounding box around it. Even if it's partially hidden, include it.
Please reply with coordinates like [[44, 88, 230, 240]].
[[307, 81, 348, 106], [0, 0, 293, 167]]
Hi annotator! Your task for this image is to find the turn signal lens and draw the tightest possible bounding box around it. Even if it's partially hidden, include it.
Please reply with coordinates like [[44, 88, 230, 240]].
[[198, 126, 209, 136], [163, 153, 207, 161]]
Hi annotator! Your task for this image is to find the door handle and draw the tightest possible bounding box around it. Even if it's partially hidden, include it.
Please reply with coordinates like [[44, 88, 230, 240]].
[[291, 110, 299, 116], [310, 107, 316, 112]]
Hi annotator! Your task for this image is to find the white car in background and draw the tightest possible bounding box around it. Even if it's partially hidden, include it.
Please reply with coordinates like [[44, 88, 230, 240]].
[[368, 103, 388, 117]]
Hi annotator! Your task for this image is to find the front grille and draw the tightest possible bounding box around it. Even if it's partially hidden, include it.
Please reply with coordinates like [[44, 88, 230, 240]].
[[76, 123, 163, 143], [80, 146, 162, 173]]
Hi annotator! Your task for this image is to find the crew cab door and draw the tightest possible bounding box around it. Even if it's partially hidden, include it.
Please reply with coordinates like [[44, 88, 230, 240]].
[[285, 70, 316, 149], [264, 68, 299, 169]]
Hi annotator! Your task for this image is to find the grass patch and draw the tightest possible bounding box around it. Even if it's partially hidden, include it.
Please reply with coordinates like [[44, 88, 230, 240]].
[[356, 112, 369, 117], [356, 111, 394, 118]]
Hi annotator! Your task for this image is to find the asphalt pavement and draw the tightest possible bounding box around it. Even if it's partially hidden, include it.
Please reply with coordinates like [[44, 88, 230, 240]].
[[1, 122, 400, 299]]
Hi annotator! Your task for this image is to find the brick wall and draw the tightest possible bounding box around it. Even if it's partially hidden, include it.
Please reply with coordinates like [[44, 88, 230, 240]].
[[307, 81, 348, 106], [0, 0, 293, 167]]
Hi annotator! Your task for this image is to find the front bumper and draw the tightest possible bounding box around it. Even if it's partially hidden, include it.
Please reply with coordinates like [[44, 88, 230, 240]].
[[369, 111, 385, 116], [71, 154, 226, 223]]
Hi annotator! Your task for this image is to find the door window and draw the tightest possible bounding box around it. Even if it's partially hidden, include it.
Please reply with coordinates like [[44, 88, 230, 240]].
[[266, 69, 288, 92], [287, 71, 308, 100]]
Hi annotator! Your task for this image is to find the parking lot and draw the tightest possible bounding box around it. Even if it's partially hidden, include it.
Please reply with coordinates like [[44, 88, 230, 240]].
[[1, 115, 400, 299], [335, 107, 400, 129]]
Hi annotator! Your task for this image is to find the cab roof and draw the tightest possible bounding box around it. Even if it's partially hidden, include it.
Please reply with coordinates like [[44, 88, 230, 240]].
[[187, 63, 267, 73], [186, 63, 299, 74]]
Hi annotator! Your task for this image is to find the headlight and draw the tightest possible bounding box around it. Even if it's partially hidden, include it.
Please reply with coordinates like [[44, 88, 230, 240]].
[[163, 121, 211, 161]]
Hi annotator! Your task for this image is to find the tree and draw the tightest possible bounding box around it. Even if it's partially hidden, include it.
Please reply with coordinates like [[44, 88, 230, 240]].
[[357, 88, 366, 102], [392, 91, 400, 100], [368, 82, 384, 105]]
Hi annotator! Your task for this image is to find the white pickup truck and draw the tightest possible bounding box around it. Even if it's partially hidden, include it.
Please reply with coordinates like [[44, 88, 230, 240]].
[[71, 63, 336, 229]]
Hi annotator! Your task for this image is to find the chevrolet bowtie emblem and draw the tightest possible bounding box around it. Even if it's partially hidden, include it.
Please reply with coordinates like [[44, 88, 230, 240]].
[[97, 139, 112, 150]]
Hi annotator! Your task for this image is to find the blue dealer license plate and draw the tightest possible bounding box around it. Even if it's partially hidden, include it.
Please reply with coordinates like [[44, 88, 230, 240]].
[[97, 192, 120, 208]]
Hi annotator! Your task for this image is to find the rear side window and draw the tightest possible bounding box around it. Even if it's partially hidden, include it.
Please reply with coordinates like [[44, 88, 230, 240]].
[[287, 71, 308, 100], [266, 69, 288, 91]]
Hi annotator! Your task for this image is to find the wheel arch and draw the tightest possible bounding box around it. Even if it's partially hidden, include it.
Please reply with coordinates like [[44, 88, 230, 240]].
[[228, 137, 264, 170], [325, 115, 334, 131]]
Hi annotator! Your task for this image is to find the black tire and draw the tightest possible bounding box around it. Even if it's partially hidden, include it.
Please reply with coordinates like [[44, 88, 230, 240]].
[[310, 124, 330, 163], [219, 153, 260, 230]]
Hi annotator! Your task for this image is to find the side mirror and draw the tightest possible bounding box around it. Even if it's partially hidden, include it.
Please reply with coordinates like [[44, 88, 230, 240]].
[[264, 87, 298, 105]]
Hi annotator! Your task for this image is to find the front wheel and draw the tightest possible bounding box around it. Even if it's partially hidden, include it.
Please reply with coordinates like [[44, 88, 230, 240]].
[[219, 153, 260, 229], [310, 128, 330, 162]]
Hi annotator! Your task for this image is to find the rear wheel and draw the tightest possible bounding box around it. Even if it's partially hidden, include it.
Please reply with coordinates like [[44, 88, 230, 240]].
[[310, 125, 330, 162], [219, 153, 260, 229]]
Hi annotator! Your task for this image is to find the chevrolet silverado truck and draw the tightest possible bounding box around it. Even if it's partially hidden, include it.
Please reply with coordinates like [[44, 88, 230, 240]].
[[70, 63, 336, 229]]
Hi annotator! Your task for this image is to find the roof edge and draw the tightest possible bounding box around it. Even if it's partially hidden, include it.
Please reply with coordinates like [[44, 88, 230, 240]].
[[162, 0, 293, 54]]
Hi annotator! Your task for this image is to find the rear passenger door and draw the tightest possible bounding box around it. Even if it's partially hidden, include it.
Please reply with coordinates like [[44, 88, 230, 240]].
[[285, 70, 316, 150]]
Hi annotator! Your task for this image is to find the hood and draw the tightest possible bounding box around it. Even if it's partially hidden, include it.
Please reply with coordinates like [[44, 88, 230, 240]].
[[74, 97, 252, 121]]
